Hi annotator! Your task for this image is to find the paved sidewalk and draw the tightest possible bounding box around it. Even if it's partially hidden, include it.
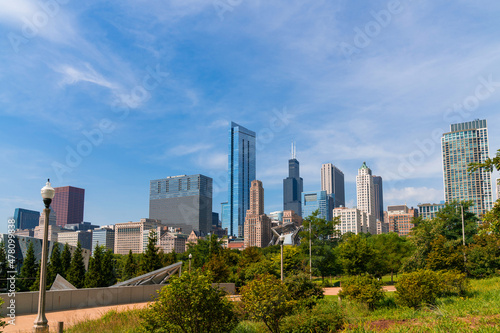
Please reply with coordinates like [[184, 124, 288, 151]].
[[324, 285, 396, 295], [1, 302, 150, 333]]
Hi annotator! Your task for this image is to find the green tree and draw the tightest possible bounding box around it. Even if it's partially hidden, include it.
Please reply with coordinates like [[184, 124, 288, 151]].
[[426, 235, 465, 271], [85, 245, 104, 288], [370, 233, 413, 283], [337, 233, 375, 276], [186, 234, 225, 269], [47, 244, 62, 289], [271, 246, 305, 277], [338, 275, 385, 310], [101, 248, 117, 286], [204, 253, 230, 283], [468, 148, 500, 173], [466, 224, 500, 278], [299, 210, 341, 280], [19, 241, 38, 291], [141, 270, 238, 333], [140, 230, 162, 274], [66, 242, 86, 288], [61, 243, 72, 278], [240, 274, 295, 333], [122, 249, 137, 281], [162, 249, 178, 267]]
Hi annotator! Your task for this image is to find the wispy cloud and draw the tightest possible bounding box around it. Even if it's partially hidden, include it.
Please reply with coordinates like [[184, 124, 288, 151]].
[[56, 63, 118, 89]]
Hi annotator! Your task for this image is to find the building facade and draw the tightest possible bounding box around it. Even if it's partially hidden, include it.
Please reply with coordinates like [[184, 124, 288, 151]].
[[149, 174, 213, 234], [442, 119, 493, 217], [244, 180, 271, 248], [92, 227, 115, 253], [13, 208, 40, 230], [114, 219, 160, 254], [417, 202, 446, 220], [372, 175, 384, 221], [282, 210, 302, 225], [51, 186, 85, 227], [225, 122, 256, 237], [321, 163, 345, 208], [385, 205, 419, 236], [302, 191, 331, 221], [356, 162, 380, 221], [283, 143, 303, 216], [333, 207, 365, 235], [57, 230, 93, 250]]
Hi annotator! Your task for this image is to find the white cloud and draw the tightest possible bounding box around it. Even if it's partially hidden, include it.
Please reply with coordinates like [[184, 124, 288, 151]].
[[170, 144, 213, 156], [56, 63, 117, 89], [384, 187, 444, 207]]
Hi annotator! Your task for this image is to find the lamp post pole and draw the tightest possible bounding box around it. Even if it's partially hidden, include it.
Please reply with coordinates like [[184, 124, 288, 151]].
[[461, 204, 467, 272], [309, 222, 312, 280], [33, 179, 55, 333], [188, 253, 192, 273], [280, 234, 285, 281]]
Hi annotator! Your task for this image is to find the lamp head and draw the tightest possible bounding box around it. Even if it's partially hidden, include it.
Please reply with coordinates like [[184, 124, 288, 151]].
[[279, 234, 285, 243], [189, 253, 192, 259], [41, 179, 55, 209]]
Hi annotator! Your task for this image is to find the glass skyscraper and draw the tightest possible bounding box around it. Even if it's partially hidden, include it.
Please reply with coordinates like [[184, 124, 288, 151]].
[[302, 191, 332, 221], [442, 119, 493, 217], [13, 208, 40, 230], [224, 122, 256, 237], [321, 163, 345, 208], [283, 144, 303, 216]]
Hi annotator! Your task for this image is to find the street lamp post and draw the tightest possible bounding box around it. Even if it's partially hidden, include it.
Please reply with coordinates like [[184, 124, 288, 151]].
[[460, 204, 467, 272], [188, 253, 192, 273], [279, 234, 285, 281], [33, 179, 55, 333], [309, 222, 312, 280]]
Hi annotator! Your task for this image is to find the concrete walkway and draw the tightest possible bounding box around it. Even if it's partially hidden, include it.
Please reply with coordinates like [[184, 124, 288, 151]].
[[2, 286, 397, 332]]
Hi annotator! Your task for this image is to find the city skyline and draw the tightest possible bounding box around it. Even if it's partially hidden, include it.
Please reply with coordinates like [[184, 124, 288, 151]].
[[2, 1, 500, 233]]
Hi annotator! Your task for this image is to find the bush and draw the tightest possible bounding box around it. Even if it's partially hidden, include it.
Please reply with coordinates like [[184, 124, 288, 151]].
[[396, 269, 471, 309], [338, 275, 384, 310], [284, 273, 324, 309], [240, 274, 295, 333], [280, 299, 344, 333], [140, 270, 238, 333]]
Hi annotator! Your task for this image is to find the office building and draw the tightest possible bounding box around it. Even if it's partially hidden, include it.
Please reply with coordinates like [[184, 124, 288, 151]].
[[418, 202, 446, 220], [442, 119, 493, 217], [13, 208, 40, 230], [57, 230, 92, 250], [92, 227, 115, 253], [333, 207, 366, 235], [225, 122, 256, 237], [385, 205, 418, 236], [283, 143, 303, 216], [321, 163, 345, 208], [376, 220, 389, 234], [149, 174, 213, 234], [114, 219, 160, 254], [356, 162, 379, 220], [268, 211, 283, 223], [33, 209, 61, 242], [282, 210, 302, 225], [244, 180, 272, 248], [302, 191, 331, 221], [158, 231, 187, 254], [51, 186, 85, 227], [372, 176, 384, 221]]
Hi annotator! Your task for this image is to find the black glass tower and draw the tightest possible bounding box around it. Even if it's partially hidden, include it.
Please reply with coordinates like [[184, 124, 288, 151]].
[[283, 143, 303, 216]]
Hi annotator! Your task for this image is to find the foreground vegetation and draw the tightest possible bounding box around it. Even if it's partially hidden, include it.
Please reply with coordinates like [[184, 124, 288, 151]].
[[64, 276, 500, 332]]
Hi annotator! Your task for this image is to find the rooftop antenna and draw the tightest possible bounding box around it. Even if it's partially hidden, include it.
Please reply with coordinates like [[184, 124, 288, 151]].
[[291, 141, 296, 159]]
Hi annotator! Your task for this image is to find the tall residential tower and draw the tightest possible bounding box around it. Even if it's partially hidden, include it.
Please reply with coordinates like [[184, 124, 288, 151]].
[[244, 180, 271, 248], [225, 122, 256, 237], [51, 186, 85, 227], [321, 163, 345, 208], [442, 119, 493, 217], [283, 143, 303, 216]]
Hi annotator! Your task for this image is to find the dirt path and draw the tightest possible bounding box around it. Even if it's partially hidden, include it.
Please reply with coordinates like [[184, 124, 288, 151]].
[[324, 285, 396, 295]]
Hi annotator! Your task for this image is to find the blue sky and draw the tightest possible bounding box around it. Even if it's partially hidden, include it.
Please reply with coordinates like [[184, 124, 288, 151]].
[[1, 0, 500, 233]]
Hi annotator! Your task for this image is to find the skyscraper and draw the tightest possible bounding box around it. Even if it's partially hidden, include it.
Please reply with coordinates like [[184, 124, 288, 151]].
[[372, 175, 384, 221], [225, 122, 256, 237], [149, 174, 213, 234], [302, 191, 331, 221], [51, 186, 85, 227], [356, 162, 376, 218], [244, 180, 271, 248], [442, 119, 493, 217], [13, 208, 40, 230], [321, 163, 345, 208], [283, 143, 303, 216]]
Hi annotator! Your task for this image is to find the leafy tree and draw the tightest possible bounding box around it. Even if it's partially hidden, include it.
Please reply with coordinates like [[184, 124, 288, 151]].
[[466, 224, 500, 278], [85, 245, 104, 288], [426, 235, 465, 272], [47, 244, 62, 289], [482, 199, 500, 236], [370, 233, 413, 283], [19, 241, 38, 291], [66, 242, 86, 288], [140, 230, 162, 274], [186, 234, 225, 269], [337, 233, 375, 276], [122, 249, 137, 281], [468, 148, 500, 173], [239, 246, 263, 268], [272, 245, 306, 278], [101, 248, 117, 286], [240, 274, 295, 333], [61, 243, 72, 278], [338, 275, 385, 310], [162, 249, 178, 267], [284, 273, 324, 309], [204, 253, 230, 283], [299, 210, 341, 280], [141, 270, 239, 333]]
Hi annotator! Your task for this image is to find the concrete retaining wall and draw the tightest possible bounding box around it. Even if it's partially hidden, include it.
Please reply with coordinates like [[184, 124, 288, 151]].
[[0, 284, 164, 316]]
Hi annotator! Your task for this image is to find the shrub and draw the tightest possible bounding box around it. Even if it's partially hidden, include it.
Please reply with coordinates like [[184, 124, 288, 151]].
[[338, 275, 384, 310], [280, 299, 344, 333], [284, 273, 324, 309], [395, 269, 443, 308], [140, 270, 238, 333], [440, 270, 470, 296], [240, 274, 295, 333]]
